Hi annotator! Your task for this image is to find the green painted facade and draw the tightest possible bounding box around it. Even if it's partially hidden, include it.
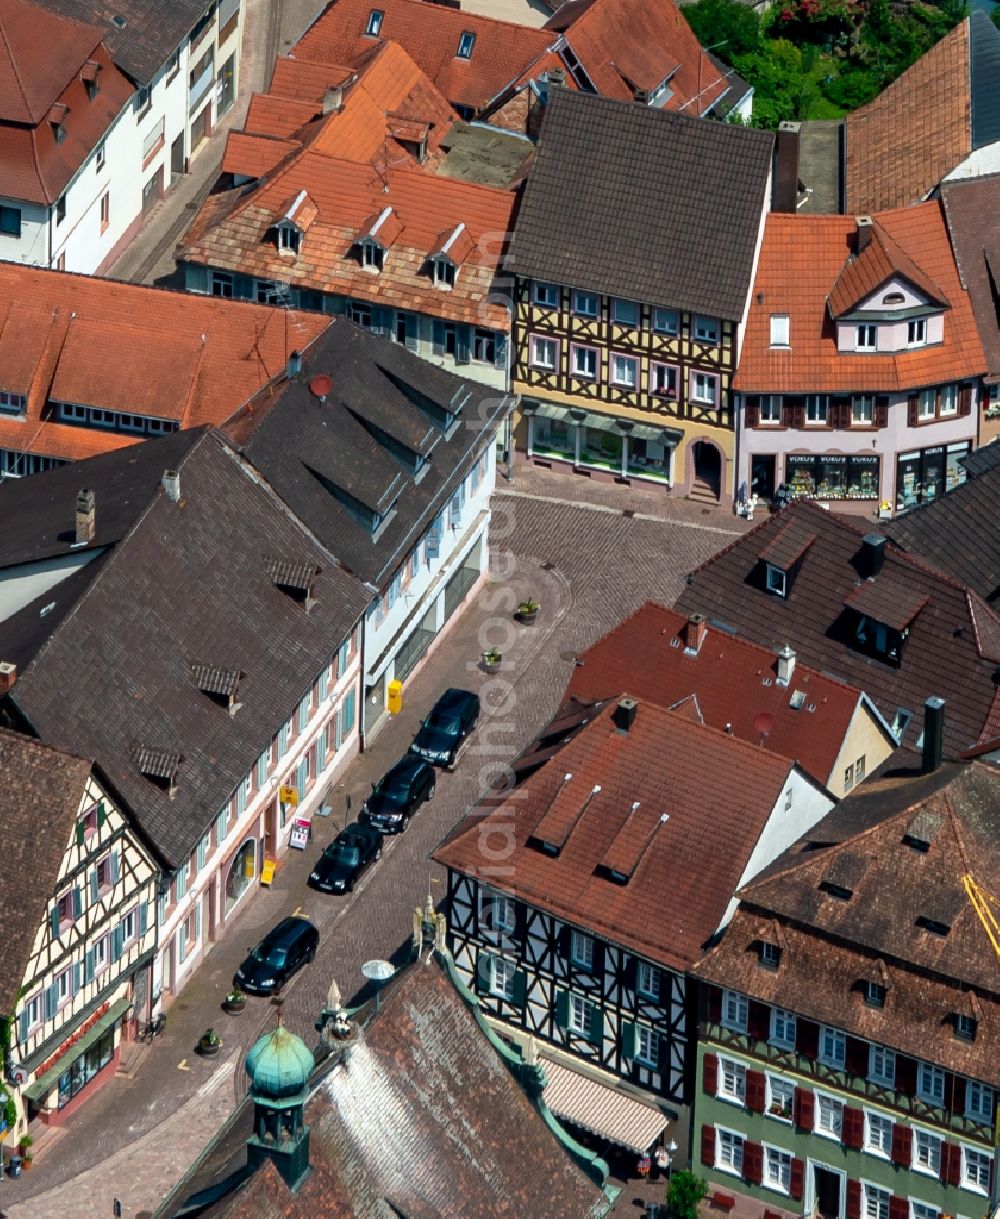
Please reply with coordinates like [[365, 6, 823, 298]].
[[694, 1039, 994, 1219]]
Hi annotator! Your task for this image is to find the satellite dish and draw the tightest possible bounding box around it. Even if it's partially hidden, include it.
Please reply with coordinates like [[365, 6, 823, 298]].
[[753, 712, 775, 739], [309, 373, 333, 399], [362, 959, 395, 982]]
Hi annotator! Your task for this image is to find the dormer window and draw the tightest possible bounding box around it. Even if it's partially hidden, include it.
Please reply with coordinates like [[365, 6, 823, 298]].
[[278, 223, 300, 256], [456, 31, 476, 59], [856, 324, 877, 351], [955, 1013, 977, 1041], [360, 239, 384, 271], [765, 562, 786, 597], [882, 291, 905, 305], [0, 390, 26, 417], [48, 104, 67, 144], [365, 8, 383, 35], [758, 941, 781, 969], [81, 60, 101, 99], [862, 980, 886, 1008], [434, 258, 455, 288], [908, 319, 926, 347]]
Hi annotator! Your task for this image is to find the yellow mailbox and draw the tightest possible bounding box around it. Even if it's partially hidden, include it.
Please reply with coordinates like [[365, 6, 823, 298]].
[[387, 680, 403, 715]]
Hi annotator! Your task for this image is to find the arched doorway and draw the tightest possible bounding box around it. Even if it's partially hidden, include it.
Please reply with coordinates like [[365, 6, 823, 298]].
[[226, 839, 256, 914], [691, 441, 722, 502]]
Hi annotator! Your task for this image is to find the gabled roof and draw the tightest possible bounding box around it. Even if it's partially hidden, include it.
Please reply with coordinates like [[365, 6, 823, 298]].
[[0, 729, 92, 1013], [0, 0, 102, 122], [0, 265, 329, 468], [734, 203, 985, 393], [435, 699, 806, 972], [676, 501, 1000, 756], [0, 430, 369, 868], [564, 601, 889, 788], [506, 88, 773, 319], [827, 219, 949, 318]]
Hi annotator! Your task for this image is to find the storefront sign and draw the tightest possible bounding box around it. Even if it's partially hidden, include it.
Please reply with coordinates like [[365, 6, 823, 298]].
[[279, 785, 298, 806], [36, 1000, 111, 1079], [289, 817, 310, 850]]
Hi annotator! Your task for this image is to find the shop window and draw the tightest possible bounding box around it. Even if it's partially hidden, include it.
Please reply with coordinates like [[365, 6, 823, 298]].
[[532, 414, 574, 460], [895, 443, 968, 511], [580, 425, 621, 471], [785, 454, 879, 500], [57, 1026, 115, 1108]]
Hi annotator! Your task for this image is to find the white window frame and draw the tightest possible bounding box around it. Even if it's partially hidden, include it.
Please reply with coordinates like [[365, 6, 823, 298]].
[[278, 224, 300, 254], [494, 894, 515, 933], [865, 1110, 893, 1158], [572, 344, 598, 379], [908, 318, 927, 347], [911, 1203, 939, 1219], [651, 362, 678, 397], [571, 929, 594, 971], [719, 1057, 747, 1104], [857, 323, 877, 351], [918, 388, 936, 420], [962, 1145, 992, 1195], [766, 1074, 794, 1122], [966, 1081, 993, 1122], [852, 395, 875, 425], [917, 1062, 945, 1106], [940, 383, 958, 416], [434, 257, 455, 288], [611, 353, 638, 388], [815, 1091, 844, 1140], [721, 989, 748, 1032], [913, 1127, 942, 1177], [956, 1014, 977, 1042], [760, 941, 781, 969], [770, 314, 790, 347], [490, 955, 515, 1000], [806, 394, 828, 424], [365, 7, 383, 35], [530, 335, 557, 371], [765, 563, 786, 597], [869, 1044, 895, 1087], [636, 961, 660, 1001], [764, 1144, 792, 1194], [819, 1025, 846, 1067], [716, 1128, 744, 1176], [759, 394, 781, 423], [770, 1008, 796, 1049], [863, 1183, 890, 1219], [569, 993, 590, 1034], [635, 1024, 659, 1067], [691, 371, 718, 405], [653, 307, 678, 334]]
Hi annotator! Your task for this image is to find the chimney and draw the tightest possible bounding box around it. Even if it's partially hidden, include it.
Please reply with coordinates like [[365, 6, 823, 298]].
[[776, 643, 796, 687], [860, 532, 886, 580], [322, 85, 344, 114], [75, 488, 96, 545], [773, 121, 801, 214], [856, 216, 873, 254], [0, 661, 16, 695], [922, 696, 945, 774], [683, 613, 708, 655], [288, 350, 302, 377], [612, 697, 638, 734], [162, 470, 180, 503], [548, 68, 565, 89], [634, 86, 650, 105]]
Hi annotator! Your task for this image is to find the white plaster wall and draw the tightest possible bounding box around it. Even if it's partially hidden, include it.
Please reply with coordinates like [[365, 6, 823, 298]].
[[0, 196, 49, 266]]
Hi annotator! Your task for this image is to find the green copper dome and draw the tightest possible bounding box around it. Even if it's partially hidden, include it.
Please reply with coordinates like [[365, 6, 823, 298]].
[[246, 1022, 315, 1102]]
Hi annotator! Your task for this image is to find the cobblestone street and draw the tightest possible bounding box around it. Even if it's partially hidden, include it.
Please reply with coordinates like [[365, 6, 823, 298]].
[[3, 487, 744, 1219]]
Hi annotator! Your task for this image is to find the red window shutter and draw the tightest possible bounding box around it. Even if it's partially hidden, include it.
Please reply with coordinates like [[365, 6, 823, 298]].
[[959, 385, 973, 416], [790, 1157, 804, 1200], [908, 394, 919, 426], [744, 1141, 763, 1185], [703, 1053, 718, 1095], [701, 1124, 716, 1167], [843, 1106, 864, 1150], [895, 1056, 917, 1095], [891, 1123, 911, 1166], [889, 1197, 908, 1219], [832, 398, 851, 429], [748, 1001, 770, 1040], [707, 986, 722, 1023], [746, 1069, 766, 1113], [845, 1037, 868, 1076], [875, 395, 889, 428], [797, 1020, 819, 1059], [847, 1180, 862, 1219], [794, 1087, 814, 1130], [941, 1142, 961, 1186], [745, 396, 760, 428], [950, 1075, 965, 1116]]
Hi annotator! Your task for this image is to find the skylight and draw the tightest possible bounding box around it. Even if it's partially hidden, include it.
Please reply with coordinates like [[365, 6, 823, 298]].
[[456, 31, 476, 59], [365, 9, 383, 35]]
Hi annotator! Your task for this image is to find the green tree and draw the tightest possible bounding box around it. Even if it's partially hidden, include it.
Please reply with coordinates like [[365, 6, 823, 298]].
[[683, 0, 763, 60], [666, 1170, 709, 1219]]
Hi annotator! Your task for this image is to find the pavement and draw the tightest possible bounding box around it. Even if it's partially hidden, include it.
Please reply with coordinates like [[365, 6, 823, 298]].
[[1, 483, 744, 1219]]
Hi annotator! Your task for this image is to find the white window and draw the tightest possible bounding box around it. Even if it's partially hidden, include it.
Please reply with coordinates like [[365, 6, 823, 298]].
[[635, 1025, 659, 1067], [611, 354, 638, 387], [96, 140, 106, 171], [856, 755, 867, 783], [435, 258, 455, 287], [857, 323, 877, 351], [967, 1081, 993, 1121], [759, 942, 781, 969], [770, 314, 790, 346], [637, 961, 660, 1000], [95, 935, 108, 971], [865, 1111, 893, 1157], [533, 281, 559, 307], [963, 1146, 992, 1194], [956, 1014, 977, 1041], [612, 298, 639, 326], [806, 395, 828, 424], [940, 383, 958, 415], [765, 1146, 792, 1193], [919, 389, 936, 420], [361, 240, 383, 271], [816, 1093, 843, 1139], [56, 969, 71, 1003], [913, 1128, 942, 1175], [911, 1204, 939, 1219], [573, 290, 598, 317], [365, 8, 383, 35], [572, 346, 597, 379], [852, 395, 874, 425], [569, 993, 590, 1034], [908, 319, 926, 346], [719, 1057, 747, 1103], [278, 224, 300, 254], [771, 1008, 796, 1049], [820, 1025, 846, 1067], [692, 372, 717, 404], [869, 1045, 895, 1087], [530, 336, 557, 370], [765, 563, 786, 597], [456, 30, 475, 59], [864, 1185, 890, 1219], [717, 1129, 744, 1175], [917, 1062, 945, 1105], [653, 307, 678, 334], [722, 990, 748, 1032], [121, 908, 136, 943], [863, 979, 885, 1007], [571, 930, 594, 970], [694, 316, 719, 343], [490, 956, 515, 1000], [766, 1074, 794, 1121], [759, 394, 781, 423]]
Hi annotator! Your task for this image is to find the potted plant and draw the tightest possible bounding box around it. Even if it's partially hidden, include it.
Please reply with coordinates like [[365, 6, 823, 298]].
[[18, 1135, 32, 1170], [481, 648, 502, 675], [223, 987, 246, 1014], [517, 598, 540, 626], [198, 1028, 222, 1057]]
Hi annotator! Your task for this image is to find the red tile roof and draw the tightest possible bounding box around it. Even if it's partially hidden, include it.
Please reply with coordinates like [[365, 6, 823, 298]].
[[564, 602, 880, 788], [0, 0, 103, 123], [435, 699, 805, 972], [734, 202, 985, 393], [826, 220, 949, 319]]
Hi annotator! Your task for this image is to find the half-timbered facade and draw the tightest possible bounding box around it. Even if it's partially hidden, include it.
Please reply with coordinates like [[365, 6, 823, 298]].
[[434, 698, 833, 1154], [693, 759, 1000, 1219], [506, 88, 773, 501], [1, 731, 155, 1132]]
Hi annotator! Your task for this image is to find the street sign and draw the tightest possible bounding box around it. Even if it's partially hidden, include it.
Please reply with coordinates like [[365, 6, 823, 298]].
[[279, 785, 298, 806]]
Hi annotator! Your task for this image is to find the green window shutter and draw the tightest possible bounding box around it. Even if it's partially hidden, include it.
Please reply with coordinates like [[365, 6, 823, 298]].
[[139, 902, 148, 936], [588, 1003, 603, 1047], [97, 801, 106, 828], [344, 690, 356, 735], [110, 849, 120, 885], [476, 951, 494, 994], [18, 1010, 28, 1042], [50, 907, 60, 938], [84, 949, 95, 983], [512, 970, 526, 1007], [432, 319, 445, 356], [89, 869, 99, 903], [455, 325, 471, 365], [555, 989, 570, 1030], [621, 1020, 637, 1061], [72, 887, 83, 919], [76, 820, 85, 847], [112, 926, 123, 962]]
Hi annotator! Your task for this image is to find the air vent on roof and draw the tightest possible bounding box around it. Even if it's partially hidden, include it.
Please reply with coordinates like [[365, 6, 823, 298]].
[[915, 915, 950, 937], [112, 13, 126, 26], [903, 834, 930, 854], [819, 880, 853, 901], [191, 664, 245, 716], [133, 745, 182, 798], [265, 557, 320, 609], [789, 690, 806, 710]]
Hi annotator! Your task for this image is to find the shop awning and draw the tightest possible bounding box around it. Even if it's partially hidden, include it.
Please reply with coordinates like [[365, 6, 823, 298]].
[[523, 402, 569, 422], [23, 997, 131, 1101], [542, 1056, 669, 1153]]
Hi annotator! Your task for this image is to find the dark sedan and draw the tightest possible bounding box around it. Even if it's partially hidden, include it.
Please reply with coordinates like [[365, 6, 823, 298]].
[[308, 822, 383, 894], [361, 755, 436, 833], [233, 916, 318, 996], [409, 688, 480, 769]]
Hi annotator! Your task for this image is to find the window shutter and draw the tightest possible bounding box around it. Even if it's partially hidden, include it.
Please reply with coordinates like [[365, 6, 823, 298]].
[[745, 396, 760, 428], [455, 325, 471, 365], [623, 955, 637, 994], [50, 906, 60, 938], [72, 962, 81, 996], [788, 397, 806, 428], [45, 985, 57, 1019], [90, 869, 99, 903], [97, 802, 106, 828], [404, 312, 419, 352], [797, 1019, 819, 1058], [76, 820, 85, 847], [494, 332, 507, 370], [941, 1141, 961, 1186], [18, 1009, 28, 1042], [588, 1003, 603, 1047], [703, 1052, 718, 1094], [847, 1180, 862, 1219], [476, 951, 493, 994], [701, 1124, 716, 1167], [112, 926, 123, 962], [72, 886, 83, 920], [194, 900, 202, 944], [789, 1157, 804, 1200], [511, 970, 526, 1007], [432, 319, 445, 356], [959, 384, 973, 416], [845, 1036, 868, 1076], [591, 940, 605, 979], [895, 1055, 917, 1094], [748, 1000, 770, 1040], [793, 1086, 814, 1129], [85, 949, 95, 983], [950, 1075, 965, 1116], [110, 849, 120, 885], [179, 922, 187, 962], [891, 1123, 911, 1166], [139, 902, 148, 936], [875, 395, 889, 428], [707, 986, 722, 1023], [746, 1069, 766, 1113], [621, 1021, 637, 1061], [889, 1198, 908, 1219], [843, 1106, 864, 1150], [555, 989, 570, 1030], [743, 1141, 763, 1186], [908, 394, 919, 427]]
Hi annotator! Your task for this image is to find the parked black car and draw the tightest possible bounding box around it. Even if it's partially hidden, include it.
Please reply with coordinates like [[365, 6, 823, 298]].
[[308, 822, 383, 894], [409, 688, 480, 769], [233, 916, 319, 996], [361, 755, 436, 833]]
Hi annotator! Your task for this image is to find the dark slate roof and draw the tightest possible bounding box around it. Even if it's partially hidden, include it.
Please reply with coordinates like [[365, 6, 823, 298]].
[[675, 500, 1000, 757], [962, 439, 1000, 478], [30, 0, 211, 84], [505, 87, 774, 320], [0, 730, 91, 1014], [0, 431, 369, 868], [941, 174, 1000, 381], [970, 9, 1000, 150], [232, 318, 512, 588], [885, 462, 1000, 603]]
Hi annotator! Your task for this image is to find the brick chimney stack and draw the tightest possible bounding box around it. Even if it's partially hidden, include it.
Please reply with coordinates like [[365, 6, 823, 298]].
[[75, 488, 95, 545], [683, 613, 708, 655]]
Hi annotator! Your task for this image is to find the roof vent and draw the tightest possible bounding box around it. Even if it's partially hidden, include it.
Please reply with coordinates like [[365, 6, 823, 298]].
[[162, 470, 181, 503], [191, 664, 245, 716], [789, 689, 806, 710], [75, 487, 96, 545], [309, 373, 333, 402], [112, 13, 126, 26], [266, 557, 320, 609], [323, 85, 344, 114], [133, 745, 182, 798], [612, 697, 638, 734], [0, 661, 15, 695], [916, 915, 950, 937], [859, 532, 886, 580]]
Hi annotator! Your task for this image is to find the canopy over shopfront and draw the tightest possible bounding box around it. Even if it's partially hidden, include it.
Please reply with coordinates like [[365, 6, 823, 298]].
[[542, 1056, 669, 1154]]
